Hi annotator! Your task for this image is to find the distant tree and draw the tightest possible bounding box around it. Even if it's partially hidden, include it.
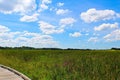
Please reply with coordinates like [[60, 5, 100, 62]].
[[111, 47, 120, 50]]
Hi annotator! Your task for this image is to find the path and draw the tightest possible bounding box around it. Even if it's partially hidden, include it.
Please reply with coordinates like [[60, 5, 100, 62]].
[[0, 65, 30, 80]]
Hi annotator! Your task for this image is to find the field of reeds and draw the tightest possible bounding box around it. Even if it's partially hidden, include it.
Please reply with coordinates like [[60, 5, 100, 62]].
[[0, 49, 120, 80]]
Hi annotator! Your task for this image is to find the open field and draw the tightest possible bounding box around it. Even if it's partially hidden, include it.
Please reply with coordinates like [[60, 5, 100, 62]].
[[0, 50, 120, 80]]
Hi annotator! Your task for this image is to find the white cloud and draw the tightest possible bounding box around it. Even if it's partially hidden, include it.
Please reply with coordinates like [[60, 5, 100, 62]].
[[57, 2, 64, 7], [38, 19, 76, 35], [40, 4, 49, 10], [20, 13, 39, 22], [39, 0, 52, 11], [42, 0, 52, 4], [56, 9, 69, 15], [0, 25, 10, 33], [69, 32, 81, 37], [60, 17, 76, 27], [20, 31, 40, 37], [0, 25, 59, 48], [94, 22, 119, 31], [88, 37, 99, 42], [15, 34, 58, 48], [0, 0, 36, 14], [104, 29, 120, 42], [27, 35, 58, 48], [80, 8, 119, 23], [38, 21, 64, 34]]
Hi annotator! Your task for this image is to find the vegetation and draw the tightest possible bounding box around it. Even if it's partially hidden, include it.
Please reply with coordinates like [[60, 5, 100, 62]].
[[0, 49, 120, 80], [111, 47, 120, 50]]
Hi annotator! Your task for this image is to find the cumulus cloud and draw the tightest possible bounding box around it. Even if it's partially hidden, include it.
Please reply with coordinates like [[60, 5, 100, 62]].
[[0, 25, 10, 33], [88, 37, 99, 42], [57, 2, 64, 7], [56, 9, 69, 15], [60, 17, 76, 27], [80, 8, 119, 23], [104, 29, 120, 42], [40, 4, 49, 10], [38, 21, 64, 34], [69, 32, 81, 37], [0, 25, 59, 48], [20, 13, 39, 22], [0, 0, 36, 14], [39, 0, 52, 11], [42, 0, 52, 4], [94, 22, 119, 31]]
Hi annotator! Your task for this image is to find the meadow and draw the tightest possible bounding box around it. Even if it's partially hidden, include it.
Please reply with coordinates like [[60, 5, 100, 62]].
[[0, 49, 120, 80]]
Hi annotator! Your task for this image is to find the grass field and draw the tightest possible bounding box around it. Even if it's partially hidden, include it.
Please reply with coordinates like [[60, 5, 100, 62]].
[[0, 49, 120, 80]]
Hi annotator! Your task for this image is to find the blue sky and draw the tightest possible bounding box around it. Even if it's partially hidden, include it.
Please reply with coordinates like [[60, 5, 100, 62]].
[[0, 0, 120, 49]]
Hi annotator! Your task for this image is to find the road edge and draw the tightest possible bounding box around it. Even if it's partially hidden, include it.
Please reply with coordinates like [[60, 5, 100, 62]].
[[0, 64, 31, 80]]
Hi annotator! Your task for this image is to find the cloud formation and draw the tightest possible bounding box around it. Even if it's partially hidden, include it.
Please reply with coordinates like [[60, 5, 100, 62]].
[[80, 8, 119, 23], [56, 9, 69, 15], [0, 25, 10, 32], [39, 0, 52, 11], [104, 29, 120, 42], [88, 37, 99, 42], [60, 17, 76, 27], [0, 24, 59, 48], [20, 13, 39, 22], [69, 32, 81, 37], [39, 21, 64, 34], [0, 0, 36, 14], [94, 22, 118, 31], [57, 2, 64, 7]]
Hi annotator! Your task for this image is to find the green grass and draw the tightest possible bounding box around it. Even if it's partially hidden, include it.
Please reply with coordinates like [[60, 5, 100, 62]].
[[0, 50, 120, 80]]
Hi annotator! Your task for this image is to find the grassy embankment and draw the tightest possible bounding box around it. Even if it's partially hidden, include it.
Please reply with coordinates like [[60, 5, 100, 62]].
[[0, 50, 120, 80]]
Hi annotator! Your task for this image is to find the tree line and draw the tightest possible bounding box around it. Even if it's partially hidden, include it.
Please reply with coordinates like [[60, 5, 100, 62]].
[[0, 46, 119, 50]]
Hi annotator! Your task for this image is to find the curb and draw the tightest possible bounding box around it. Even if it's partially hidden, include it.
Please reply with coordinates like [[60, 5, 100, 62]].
[[0, 64, 31, 80]]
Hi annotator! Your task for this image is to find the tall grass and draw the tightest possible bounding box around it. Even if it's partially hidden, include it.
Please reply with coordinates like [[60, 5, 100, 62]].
[[0, 50, 120, 80]]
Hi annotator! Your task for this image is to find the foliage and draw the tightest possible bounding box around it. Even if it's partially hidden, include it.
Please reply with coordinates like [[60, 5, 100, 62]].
[[0, 50, 120, 80]]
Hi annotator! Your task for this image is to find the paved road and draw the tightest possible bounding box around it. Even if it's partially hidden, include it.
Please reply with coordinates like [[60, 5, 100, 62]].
[[0, 65, 30, 80]]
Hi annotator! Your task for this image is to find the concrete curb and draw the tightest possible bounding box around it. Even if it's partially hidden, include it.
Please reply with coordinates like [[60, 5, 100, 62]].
[[0, 64, 31, 80]]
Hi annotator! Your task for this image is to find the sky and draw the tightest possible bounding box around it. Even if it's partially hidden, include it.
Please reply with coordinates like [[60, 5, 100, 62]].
[[0, 0, 120, 49]]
